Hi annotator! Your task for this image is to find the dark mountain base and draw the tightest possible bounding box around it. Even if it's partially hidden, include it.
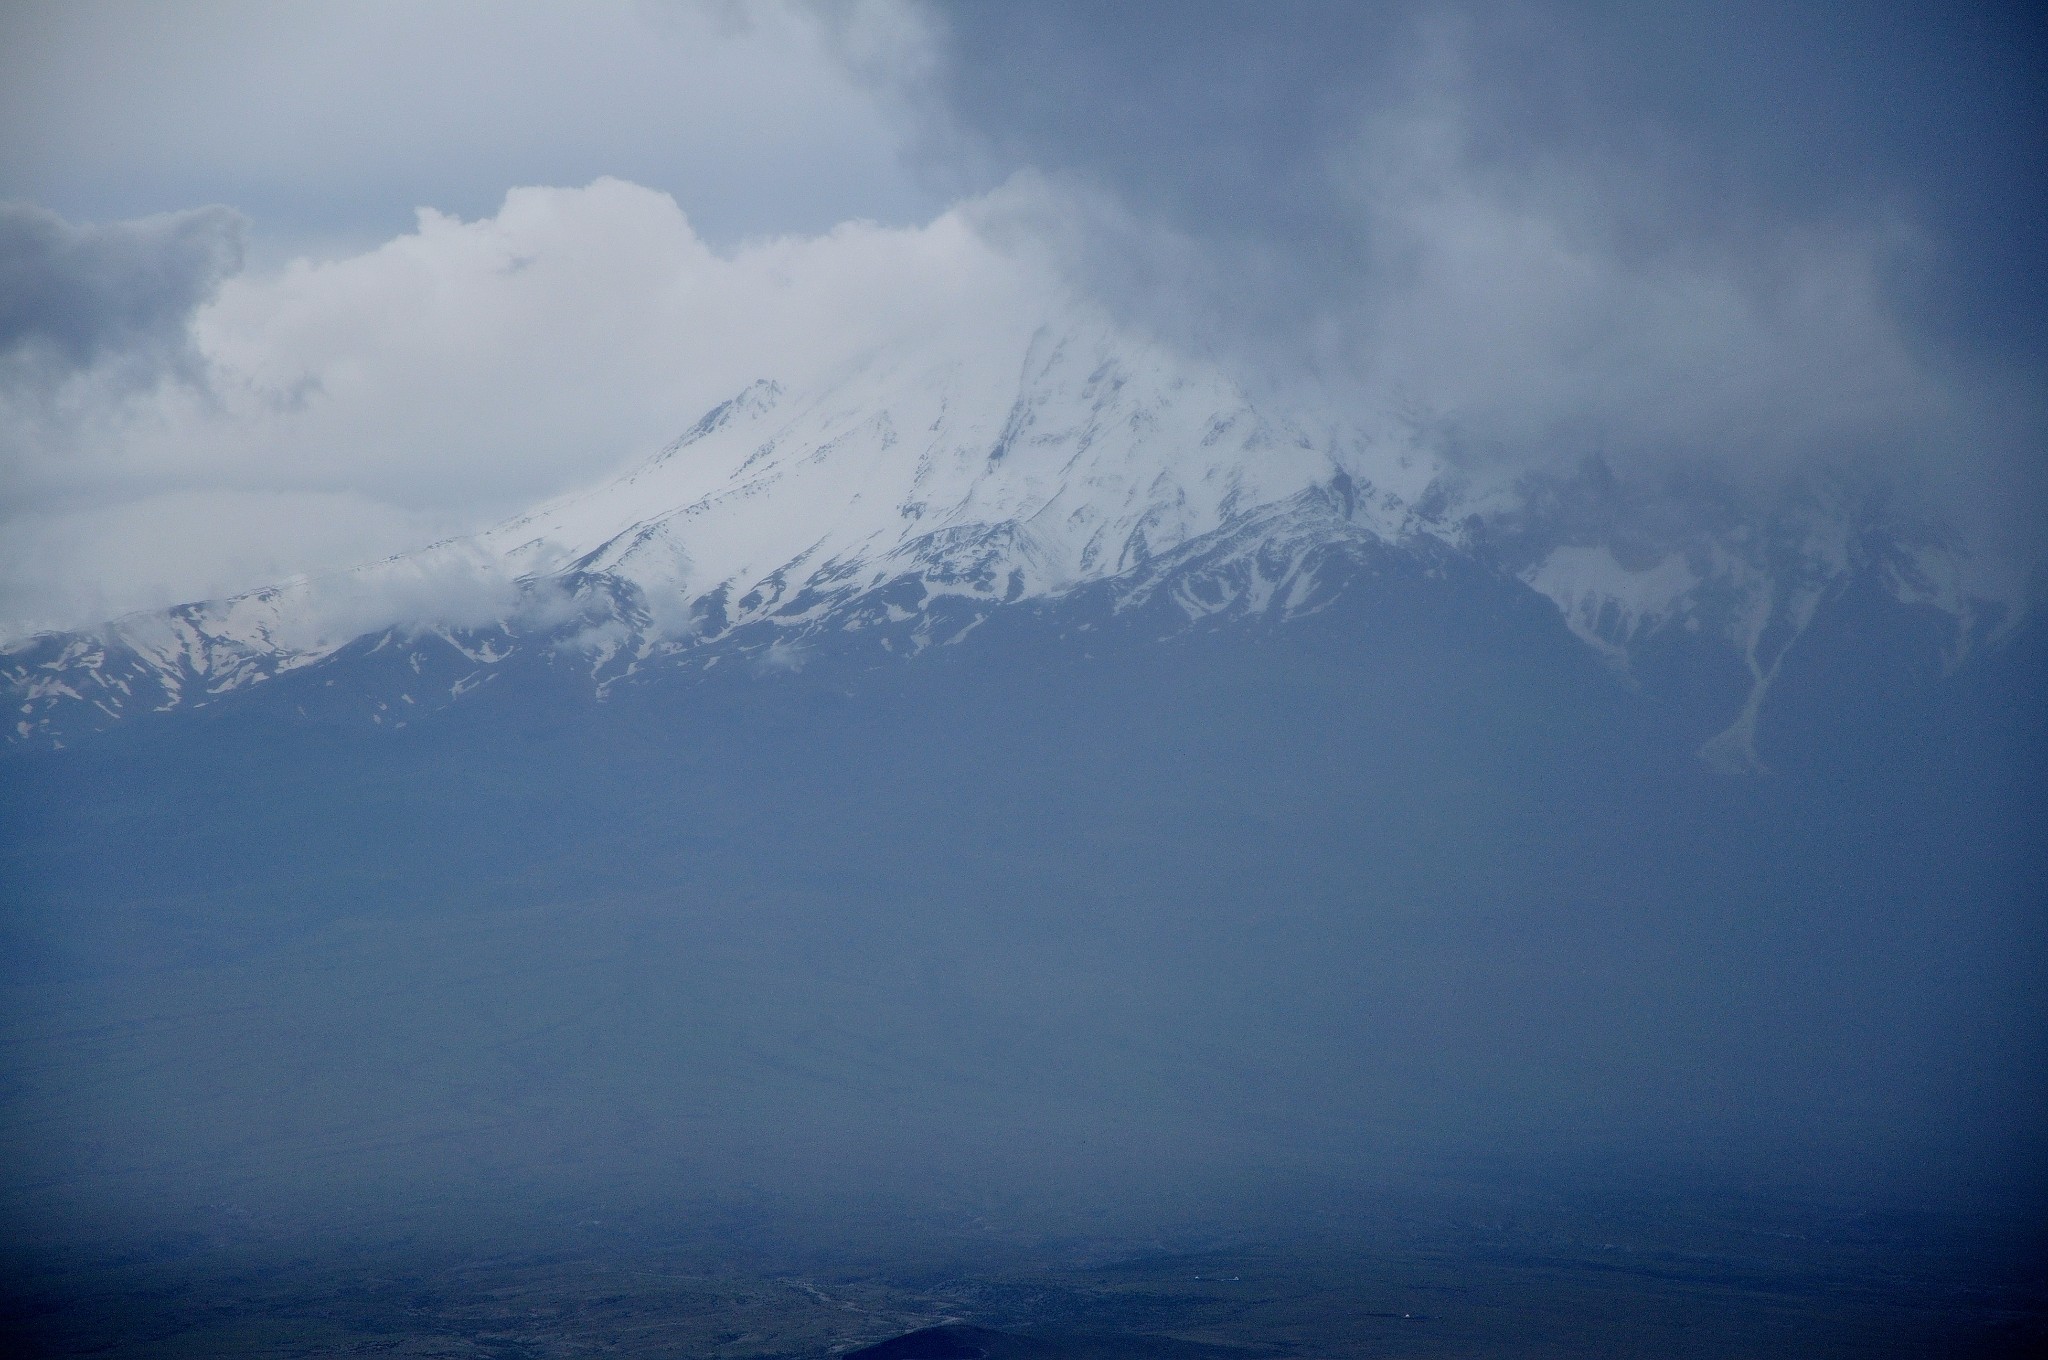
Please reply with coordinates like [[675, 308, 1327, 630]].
[[6, 1200, 2042, 1359], [0, 558, 2042, 1352]]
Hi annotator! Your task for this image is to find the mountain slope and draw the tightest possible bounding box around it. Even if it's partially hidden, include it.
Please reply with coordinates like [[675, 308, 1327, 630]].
[[1, 307, 2023, 758]]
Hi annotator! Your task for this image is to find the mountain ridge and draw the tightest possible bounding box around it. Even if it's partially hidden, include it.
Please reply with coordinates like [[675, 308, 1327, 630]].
[[2, 311, 2023, 761]]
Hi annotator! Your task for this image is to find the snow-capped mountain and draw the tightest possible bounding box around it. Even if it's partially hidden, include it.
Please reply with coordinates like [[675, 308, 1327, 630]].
[[1, 306, 2023, 762], [1499, 477, 2027, 770]]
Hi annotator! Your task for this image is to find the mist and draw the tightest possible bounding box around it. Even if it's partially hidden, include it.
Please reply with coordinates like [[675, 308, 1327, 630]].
[[1, 4, 2043, 1356], [5, 556, 2041, 1259], [928, 1, 2048, 570]]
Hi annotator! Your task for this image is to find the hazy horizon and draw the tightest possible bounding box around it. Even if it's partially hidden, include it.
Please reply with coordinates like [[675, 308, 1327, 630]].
[[2, 4, 2043, 1357]]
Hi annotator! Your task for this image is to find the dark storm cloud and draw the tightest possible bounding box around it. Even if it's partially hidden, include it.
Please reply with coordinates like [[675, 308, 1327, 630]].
[[921, 1, 2048, 559], [0, 201, 244, 380], [931, 0, 2046, 357]]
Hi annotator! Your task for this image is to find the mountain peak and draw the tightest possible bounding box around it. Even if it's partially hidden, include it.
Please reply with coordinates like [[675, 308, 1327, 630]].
[[2, 314, 2019, 757]]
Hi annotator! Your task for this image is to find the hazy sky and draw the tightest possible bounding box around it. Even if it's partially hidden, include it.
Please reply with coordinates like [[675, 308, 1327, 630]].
[[0, 0, 2041, 637]]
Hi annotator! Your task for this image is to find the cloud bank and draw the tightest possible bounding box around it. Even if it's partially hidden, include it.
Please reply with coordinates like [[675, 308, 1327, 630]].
[[0, 1, 2039, 638], [0, 180, 1048, 639], [930, 1, 2046, 569]]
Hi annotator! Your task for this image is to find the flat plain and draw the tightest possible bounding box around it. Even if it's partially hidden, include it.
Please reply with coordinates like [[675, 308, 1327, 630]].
[[6, 1186, 2042, 1358]]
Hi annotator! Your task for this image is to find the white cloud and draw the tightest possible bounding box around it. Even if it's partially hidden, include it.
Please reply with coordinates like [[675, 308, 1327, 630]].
[[0, 178, 1051, 640], [259, 539, 548, 655], [0, 490, 450, 636]]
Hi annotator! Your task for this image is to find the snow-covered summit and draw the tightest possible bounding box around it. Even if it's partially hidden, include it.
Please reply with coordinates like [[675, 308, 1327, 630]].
[[1, 306, 1450, 742], [477, 310, 1444, 619], [1, 304, 2022, 760]]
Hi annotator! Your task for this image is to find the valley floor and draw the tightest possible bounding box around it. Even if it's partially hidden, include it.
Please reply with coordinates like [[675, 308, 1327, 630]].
[[5, 1194, 2042, 1358]]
